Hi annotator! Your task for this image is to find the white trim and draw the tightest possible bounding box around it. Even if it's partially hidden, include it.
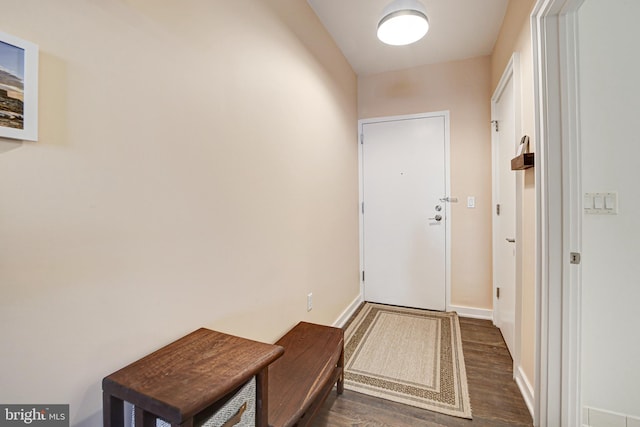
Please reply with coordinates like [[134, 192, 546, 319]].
[[333, 294, 364, 328], [490, 53, 522, 380], [358, 122, 365, 304], [582, 407, 640, 427], [559, 6, 583, 427], [516, 365, 536, 420], [532, 0, 584, 426], [448, 305, 492, 320], [358, 111, 451, 312]]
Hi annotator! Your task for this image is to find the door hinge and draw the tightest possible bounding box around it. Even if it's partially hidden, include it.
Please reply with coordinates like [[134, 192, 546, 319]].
[[496, 204, 501, 216], [362, 271, 365, 281], [361, 202, 364, 214], [491, 120, 499, 132], [496, 287, 500, 299], [570, 252, 581, 265], [360, 133, 364, 144]]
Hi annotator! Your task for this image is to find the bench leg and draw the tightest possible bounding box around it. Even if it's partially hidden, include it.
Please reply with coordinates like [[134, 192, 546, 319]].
[[337, 345, 344, 395], [103, 393, 124, 427]]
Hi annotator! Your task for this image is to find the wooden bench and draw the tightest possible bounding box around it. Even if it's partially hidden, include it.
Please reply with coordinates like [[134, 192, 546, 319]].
[[102, 322, 344, 427], [268, 321, 344, 427], [102, 328, 284, 427]]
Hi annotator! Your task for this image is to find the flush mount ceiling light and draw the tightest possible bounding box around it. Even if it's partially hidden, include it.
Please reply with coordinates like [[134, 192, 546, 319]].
[[377, 0, 429, 46]]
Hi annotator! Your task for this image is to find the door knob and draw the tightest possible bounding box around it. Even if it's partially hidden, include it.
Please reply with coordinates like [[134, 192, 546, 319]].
[[429, 214, 443, 221]]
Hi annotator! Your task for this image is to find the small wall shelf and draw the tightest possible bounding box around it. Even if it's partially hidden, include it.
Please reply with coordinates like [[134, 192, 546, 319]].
[[511, 153, 534, 170]]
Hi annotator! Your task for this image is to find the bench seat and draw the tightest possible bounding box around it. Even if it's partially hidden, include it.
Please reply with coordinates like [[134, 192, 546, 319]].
[[267, 322, 344, 427]]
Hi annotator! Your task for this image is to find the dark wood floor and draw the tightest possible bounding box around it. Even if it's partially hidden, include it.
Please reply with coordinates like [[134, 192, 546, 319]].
[[311, 316, 533, 427]]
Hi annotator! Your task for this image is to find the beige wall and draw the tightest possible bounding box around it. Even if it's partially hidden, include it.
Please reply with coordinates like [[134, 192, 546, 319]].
[[0, 1, 359, 425], [491, 0, 537, 390], [359, 56, 494, 311]]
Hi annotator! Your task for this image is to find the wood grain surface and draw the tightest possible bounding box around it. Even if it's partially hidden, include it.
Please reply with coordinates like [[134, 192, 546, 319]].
[[103, 328, 283, 425]]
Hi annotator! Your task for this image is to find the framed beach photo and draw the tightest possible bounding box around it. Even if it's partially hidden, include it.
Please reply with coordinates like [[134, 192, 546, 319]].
[[0, 30, 38, 141]]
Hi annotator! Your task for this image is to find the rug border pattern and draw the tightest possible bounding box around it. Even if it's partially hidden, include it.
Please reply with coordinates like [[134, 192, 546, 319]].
[[343, 303, 472, 419]]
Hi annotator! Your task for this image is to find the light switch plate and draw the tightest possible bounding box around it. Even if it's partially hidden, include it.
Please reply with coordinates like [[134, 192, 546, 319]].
[[467, 196, 475, 208], [584, 192, 618, 215]]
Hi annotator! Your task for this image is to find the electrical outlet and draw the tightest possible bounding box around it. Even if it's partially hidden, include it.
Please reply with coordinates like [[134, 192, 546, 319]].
[[307, 293, 313, 312]]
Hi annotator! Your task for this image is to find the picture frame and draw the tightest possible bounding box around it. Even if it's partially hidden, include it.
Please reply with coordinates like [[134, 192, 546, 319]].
[[0, 30, 38, 141]]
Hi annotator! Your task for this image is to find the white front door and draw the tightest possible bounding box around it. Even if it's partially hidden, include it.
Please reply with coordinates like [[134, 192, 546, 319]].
[[360, 113, 449, 311], [492, 70, 517, 357]]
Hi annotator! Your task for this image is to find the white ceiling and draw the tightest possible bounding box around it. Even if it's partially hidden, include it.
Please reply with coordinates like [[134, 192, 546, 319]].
[[307, 0, 509, 76]]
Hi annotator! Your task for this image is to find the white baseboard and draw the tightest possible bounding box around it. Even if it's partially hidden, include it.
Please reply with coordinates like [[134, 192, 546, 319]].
[[515, 365, 535, 419], [583, 406, 640, 427], [333, 294, 364, 327], [336, 300, 492, 324], [449, 305, 493, 320]]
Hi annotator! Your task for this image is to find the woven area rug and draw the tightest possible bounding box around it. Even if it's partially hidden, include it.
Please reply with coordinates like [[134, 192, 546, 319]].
[[344, 303, 472, 419]]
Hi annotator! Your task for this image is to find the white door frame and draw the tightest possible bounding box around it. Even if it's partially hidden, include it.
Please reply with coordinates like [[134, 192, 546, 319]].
[[532, 0, 584, 426], [491, 52, 523, 381], [358, 111, 452, 311]]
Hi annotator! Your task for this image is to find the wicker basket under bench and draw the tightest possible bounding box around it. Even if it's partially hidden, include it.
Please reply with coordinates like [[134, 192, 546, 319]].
[[102, 322, 344, 427]]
